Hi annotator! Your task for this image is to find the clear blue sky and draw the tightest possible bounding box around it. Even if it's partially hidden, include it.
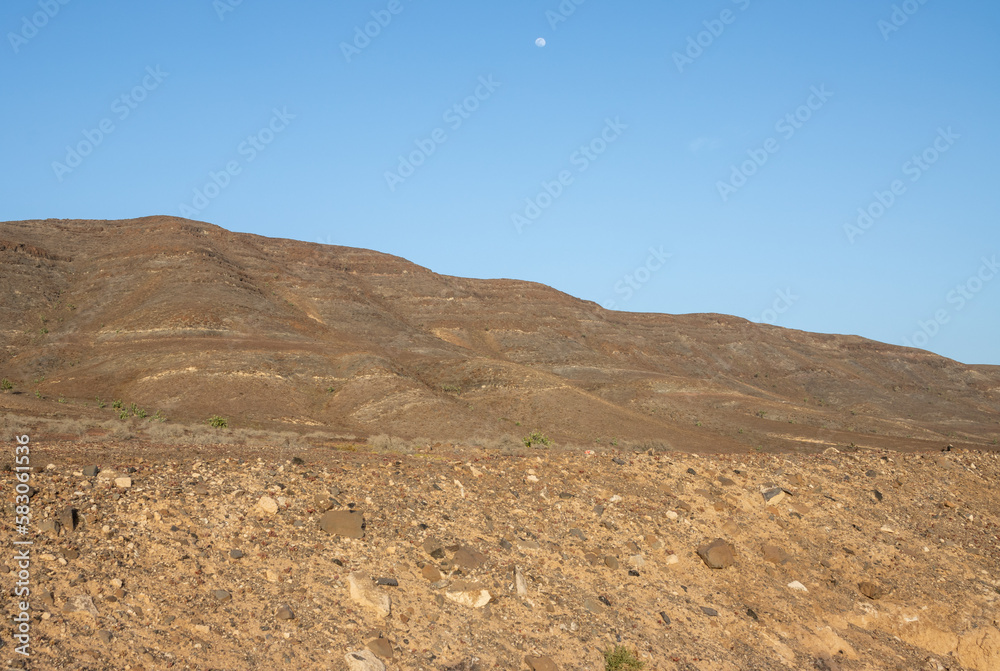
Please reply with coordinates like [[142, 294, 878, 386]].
[[2, 1, 998, 364]]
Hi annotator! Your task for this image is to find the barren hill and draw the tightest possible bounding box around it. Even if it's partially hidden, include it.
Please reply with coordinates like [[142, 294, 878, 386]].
[[1, 216, 998, 451]]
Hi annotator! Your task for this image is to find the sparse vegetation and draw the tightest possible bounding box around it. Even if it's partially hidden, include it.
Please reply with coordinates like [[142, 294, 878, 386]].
[[58, 397, 66, 404], [523, 430, 551, 448], [441, 384, 461, 393], [112, 399, 124, 410], [756, 410, 767, 418], [95, 397, 106, 409], [208, 415, 228, 428], [34, 391, 41, 399], [604, 645, 645, 671], [0, 378, 12, 391]]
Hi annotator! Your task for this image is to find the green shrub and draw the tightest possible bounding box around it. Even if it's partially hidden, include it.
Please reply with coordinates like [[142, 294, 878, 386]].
[[95, 397, 106, 408], [604, 645, 645, 671], [208, 415, 228, 428], [0, 378, 12, 391], [522, 430, 551, 448], [112, 399, 123, 410]]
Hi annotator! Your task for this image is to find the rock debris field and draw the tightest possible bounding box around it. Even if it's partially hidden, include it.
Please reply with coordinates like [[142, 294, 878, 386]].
[[3, 441, 1000, 671]]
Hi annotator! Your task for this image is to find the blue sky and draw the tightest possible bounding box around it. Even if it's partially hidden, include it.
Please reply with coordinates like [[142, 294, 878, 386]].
[[2, 1, 998, 364]]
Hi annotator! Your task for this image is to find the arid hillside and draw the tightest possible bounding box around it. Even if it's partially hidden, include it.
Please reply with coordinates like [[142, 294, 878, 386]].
[[1, 216, 998, 451]]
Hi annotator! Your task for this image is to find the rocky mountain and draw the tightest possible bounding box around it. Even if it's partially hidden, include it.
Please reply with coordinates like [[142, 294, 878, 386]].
[[1, 216, 997, 451]]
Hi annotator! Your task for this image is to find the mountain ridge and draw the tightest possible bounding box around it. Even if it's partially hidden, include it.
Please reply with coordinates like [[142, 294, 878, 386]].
[[1, 216, 997, 451]]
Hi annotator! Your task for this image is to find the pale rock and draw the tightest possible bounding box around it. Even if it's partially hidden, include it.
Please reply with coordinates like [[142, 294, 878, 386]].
[[347, 571, 391, 617]]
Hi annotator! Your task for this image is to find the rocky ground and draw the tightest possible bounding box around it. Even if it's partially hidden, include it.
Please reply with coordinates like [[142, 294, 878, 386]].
[[2, 439, 1000, 671]]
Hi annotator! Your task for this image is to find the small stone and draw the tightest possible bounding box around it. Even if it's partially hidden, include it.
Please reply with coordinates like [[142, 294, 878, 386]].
[[347, 572, 391, 617], [63, 595, 99, 619], [525, 655, 559, 671], [659, 611, 671, 625], [697, 539, 736, 569], [59, 506, 78, 533], [444, 581, 492, 608], [193, 484, 209, 496], [687, 468, 697, 475], [666, 510, 679, 520], [230, 549, 244, 559], [114, 477, 132, 488], [344, 649, 386, 671], [291, 456, 304, 465], [568, 528, 586, 541], [701, 606, 719, 617], [265, 569, 280, 583], [858, 581, 884, 600], [612, 457, 626, 466], [83, 466, 99, 477], [257, 496, 279, 514], [366, 637, 393, 659], [762, 544, 791, 565], [628, 554, 646, 568], [421, 564, 442, 582], [604, 555, 619, 570], [452, 546, 486, 569], [212, 589, 231, 602], [664, 554, 679, 565], [787, 580, 808, 592], [320, 510, 364, 538], [276, 605, 295, 620], [514, 566, 528, 596], [762, 488, 787, 504], [375, 577, 398, 586], [110, 578, 123, 589], [39, 519, 60, 534], [583, 597, 604, 613], [96, 629, 113, 644]]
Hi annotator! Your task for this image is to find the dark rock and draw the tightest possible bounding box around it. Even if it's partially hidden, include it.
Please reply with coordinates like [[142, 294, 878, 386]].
[[230, 549, 244, 559], [746, 607, 759, 620], [568, 528, 586, 541], [873, 489, 883, 502], [687, 468, 697, 475], [612, 458, 626, 466], [212, 589, 231, 602], [59, 507, 78, 533], [700, 606, 719, 617], [276, 605, 294, 620], [628, 570, 639, 577], [375, 577, 398, 586], [659, 611, 671, 625], [604, 555, 619, 570], [83, 466, 99, 477], [291, 457, 304, 465]]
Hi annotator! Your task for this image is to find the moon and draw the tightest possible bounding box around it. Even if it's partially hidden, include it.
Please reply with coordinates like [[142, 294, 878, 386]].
[[535, 37, 546, 47]]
